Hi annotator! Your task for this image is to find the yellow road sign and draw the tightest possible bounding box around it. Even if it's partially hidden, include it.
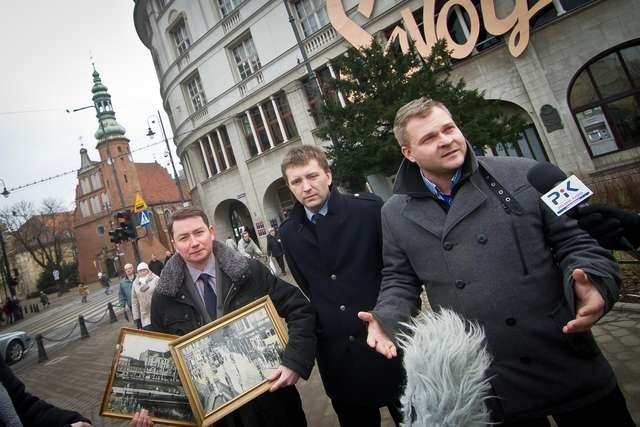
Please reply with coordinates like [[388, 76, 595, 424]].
[[133, 193, 148, 213]]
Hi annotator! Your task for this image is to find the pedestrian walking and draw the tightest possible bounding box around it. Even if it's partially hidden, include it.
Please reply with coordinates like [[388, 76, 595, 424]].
[[147, 254, 164, 276], [266, 228, 286, 275], [131, 263, 158, 331], [119, 264, 135, 312], [39, 291, 50, 309], [98, 272, 111, 295], [237, 231, 262, 259], [78, 282, 89, 303]]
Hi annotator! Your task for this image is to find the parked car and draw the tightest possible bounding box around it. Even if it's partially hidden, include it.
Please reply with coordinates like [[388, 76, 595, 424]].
[[0, 331, 33, 364]]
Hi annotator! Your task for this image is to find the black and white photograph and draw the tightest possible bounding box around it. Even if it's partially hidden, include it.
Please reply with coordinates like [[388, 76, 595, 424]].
[[101, 328, 196, 426], [171, 296, 289, 424]]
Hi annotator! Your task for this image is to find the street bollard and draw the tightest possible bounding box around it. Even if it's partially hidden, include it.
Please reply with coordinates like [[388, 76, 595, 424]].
[[123, 308, 129, 322], [78, 315, 90, 339], [107, 302, 118, 323], [36, 304, 40, 312], [36, 334, 48, 362]]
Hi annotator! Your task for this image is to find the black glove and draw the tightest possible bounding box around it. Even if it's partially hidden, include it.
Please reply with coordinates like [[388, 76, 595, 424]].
[[575, 204, 640, 250]]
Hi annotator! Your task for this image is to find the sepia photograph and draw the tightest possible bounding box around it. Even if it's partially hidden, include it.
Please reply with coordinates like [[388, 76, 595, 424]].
[[101, 328, 196, 426], [171, 296, 288, 425]]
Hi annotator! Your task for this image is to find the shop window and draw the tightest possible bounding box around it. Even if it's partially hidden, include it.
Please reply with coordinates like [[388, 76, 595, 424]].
[[568, 40, 640, 157]]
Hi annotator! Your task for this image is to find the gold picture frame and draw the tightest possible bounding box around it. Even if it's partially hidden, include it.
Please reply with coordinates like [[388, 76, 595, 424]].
[[170, 296, 289, 426], [100, 327, 196, 426]]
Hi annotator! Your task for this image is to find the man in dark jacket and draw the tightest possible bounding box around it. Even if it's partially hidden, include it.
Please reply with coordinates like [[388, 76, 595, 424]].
[[150, 206, 315, 427], [360, 97, 634, 426], [0, 358, 92, 426], [147, 254, 164, 276], [266, 228, 286, 275], [279, 145, 403, 426]]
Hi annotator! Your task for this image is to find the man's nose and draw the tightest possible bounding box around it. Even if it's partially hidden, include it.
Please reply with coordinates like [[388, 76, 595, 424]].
[[302, 179, 312, 191]]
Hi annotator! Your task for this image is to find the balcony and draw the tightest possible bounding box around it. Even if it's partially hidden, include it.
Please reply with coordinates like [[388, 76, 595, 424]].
[[222, 9, 241, 34], [303, 26, 337, 57], [239, 71, 264, 96]]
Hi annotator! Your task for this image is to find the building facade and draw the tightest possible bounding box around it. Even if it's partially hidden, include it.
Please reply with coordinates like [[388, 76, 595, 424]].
[[133, 0, 640, 247], [73, 69, 189, 284]]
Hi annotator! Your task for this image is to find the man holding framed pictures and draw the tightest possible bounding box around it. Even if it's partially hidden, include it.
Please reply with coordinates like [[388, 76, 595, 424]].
[[150, 207, 315, 427]]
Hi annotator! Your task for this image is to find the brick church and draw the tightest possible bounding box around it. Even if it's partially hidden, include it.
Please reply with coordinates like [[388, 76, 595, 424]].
[[73, 68, 189, 283]]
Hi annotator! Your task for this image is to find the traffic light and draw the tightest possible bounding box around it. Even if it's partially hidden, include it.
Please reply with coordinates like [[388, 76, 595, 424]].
[[116, 210, 137, 240], [109, 228, 123, 244]]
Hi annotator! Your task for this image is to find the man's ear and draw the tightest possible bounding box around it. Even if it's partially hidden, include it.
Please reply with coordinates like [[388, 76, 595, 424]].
[[327, 170, 332, 186], [210, 225, 216, 241], [401, 145, 416, 163]]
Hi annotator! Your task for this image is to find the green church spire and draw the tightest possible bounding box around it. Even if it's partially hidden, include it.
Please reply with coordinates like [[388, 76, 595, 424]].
[[92, 65, 127, 141]]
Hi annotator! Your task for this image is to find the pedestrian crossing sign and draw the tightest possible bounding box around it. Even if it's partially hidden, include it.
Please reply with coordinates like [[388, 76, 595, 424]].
[[138, 210, 151, 227]]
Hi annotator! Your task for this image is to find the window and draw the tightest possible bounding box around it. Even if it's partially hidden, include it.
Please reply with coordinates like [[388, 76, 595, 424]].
[[218, 0, 241, 17], [184, 72, 206, 112], [80, 200, 90, 218], [101, 193, 110, 210], [240, 114, 259, 157], [90, 196, 102, 214], [201, 134, 219, 176], [293, 0, 328, 37], [91, 173, 102, 190], [170, 18, 191, 56], [302, 67, 338, 126], [231, 36, 261, 80], [568, 40, 640, 157], [80, 177, 91, 194], [219, 126, 237, 167], [274, 92, 298, 139], [249, 107, 271, 152], [491, 125, 548, 161]]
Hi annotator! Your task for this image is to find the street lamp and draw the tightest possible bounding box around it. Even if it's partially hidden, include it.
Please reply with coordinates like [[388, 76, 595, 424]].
[[146, 111, 186, 204], [0, 179, 10, 198]]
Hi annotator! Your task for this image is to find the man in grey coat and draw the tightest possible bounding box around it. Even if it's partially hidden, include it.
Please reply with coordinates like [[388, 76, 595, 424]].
[[359, 98, 634, 426]]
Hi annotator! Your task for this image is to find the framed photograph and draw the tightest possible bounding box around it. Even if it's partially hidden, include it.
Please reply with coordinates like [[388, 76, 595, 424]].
[[100, 328, 196, 426], [170, 296, 288, 426]]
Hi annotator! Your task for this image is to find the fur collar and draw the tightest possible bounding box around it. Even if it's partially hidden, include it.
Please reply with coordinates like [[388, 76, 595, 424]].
[[156, 241, 250, 297]]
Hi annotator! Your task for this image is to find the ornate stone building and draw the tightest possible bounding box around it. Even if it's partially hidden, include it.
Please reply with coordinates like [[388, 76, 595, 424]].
[[133, 0, 639, 248]]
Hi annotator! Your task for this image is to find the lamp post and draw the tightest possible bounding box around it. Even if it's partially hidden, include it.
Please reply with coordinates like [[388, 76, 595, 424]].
[[146, 111, 185, 204]]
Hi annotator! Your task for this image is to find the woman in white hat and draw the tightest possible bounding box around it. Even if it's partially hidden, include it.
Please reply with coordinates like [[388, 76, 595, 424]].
[[131, 262, 159, 330]]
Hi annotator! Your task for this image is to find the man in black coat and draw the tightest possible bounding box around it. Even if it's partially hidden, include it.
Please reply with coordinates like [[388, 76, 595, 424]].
[[147, 254, 164, 276], [150, 206, 315, 427], [266, 228, 286, 275], [278, 145, 403, 426]]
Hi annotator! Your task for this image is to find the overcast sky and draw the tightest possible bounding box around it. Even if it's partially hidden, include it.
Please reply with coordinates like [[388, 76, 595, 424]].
[[0, 1, 176, 214]]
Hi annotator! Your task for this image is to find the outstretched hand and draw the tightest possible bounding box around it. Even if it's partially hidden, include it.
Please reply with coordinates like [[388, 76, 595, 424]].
[[357, 312, 397, 359], [266, 365, 300, 392], [563, 269, 605, 334]]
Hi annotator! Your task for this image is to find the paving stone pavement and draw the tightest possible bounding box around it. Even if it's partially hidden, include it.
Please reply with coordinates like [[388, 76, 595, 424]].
[[10, 304, 640, 426]]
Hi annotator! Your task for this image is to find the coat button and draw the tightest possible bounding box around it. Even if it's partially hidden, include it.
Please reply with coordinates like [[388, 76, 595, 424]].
[[184, 314, 189, 319], [339, 305, 346, 311], [180, 295, 185, 300], [505, 317, 516, 326], [477, 234, 488, 244], [443, 242, 454, 251], [330, 274, 337, 280], [348, 335, 355, 342], [454, 280, 466, 289]]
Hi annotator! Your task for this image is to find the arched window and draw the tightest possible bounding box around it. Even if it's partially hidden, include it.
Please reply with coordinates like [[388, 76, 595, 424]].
[[568, 39, 640, 157]]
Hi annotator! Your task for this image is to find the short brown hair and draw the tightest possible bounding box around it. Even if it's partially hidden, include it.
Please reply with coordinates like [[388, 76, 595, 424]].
[[281, 145, 330, 182], [393, 98, 451, 147], [168, 206, 210, 237]]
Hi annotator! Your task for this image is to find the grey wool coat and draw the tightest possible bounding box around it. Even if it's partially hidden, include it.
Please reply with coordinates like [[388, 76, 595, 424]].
[[373, 150, 621, 422]]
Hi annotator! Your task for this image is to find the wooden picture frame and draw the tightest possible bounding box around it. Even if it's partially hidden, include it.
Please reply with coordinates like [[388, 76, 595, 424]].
[[170, 296, 289, 426], [100, 327, 196, 426]]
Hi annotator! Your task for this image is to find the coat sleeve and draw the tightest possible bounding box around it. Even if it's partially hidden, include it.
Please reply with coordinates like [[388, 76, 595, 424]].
[[118, 281, 126, 306], [540, 200, 621, 314], [132, 283, 141, 321], [252, 261, 316, 380], [0, 359, 91, 426], [371, 202, 423, 340]]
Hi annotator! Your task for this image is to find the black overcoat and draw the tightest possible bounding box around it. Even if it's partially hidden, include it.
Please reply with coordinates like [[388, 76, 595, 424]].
[[279, 187, 404, 406]]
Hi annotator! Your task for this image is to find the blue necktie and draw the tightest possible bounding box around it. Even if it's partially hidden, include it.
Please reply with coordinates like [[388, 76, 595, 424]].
[[199, 273, 217, 320], [311, 213, 323, 224]]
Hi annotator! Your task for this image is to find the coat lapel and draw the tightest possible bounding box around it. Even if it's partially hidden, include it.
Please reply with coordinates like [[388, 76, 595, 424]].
[[402, 198, 446, 238], [442, 173, 487, 238]]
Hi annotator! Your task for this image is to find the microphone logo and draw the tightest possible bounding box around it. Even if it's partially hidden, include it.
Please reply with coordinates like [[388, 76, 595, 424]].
[[541, 175, 593, 216]]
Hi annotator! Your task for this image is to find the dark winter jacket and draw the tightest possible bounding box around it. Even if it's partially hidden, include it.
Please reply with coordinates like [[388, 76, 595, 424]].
[[374, 149, 621, 422], [0, 358, 90, 426], [151, 241, 315, 426], [280, 186, 404, 406], [266, 235, 284, 258]]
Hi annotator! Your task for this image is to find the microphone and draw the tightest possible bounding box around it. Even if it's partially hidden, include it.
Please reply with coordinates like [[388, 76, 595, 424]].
[[527, 162, 637, 253]]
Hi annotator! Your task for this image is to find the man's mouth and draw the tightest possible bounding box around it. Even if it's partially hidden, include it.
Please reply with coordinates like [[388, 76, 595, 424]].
[[442, 149, 458, 158]]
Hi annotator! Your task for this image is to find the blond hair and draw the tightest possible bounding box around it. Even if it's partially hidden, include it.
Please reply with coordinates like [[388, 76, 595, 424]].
[[393, 98, 451, 147], [281, 145, 330, 182]]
